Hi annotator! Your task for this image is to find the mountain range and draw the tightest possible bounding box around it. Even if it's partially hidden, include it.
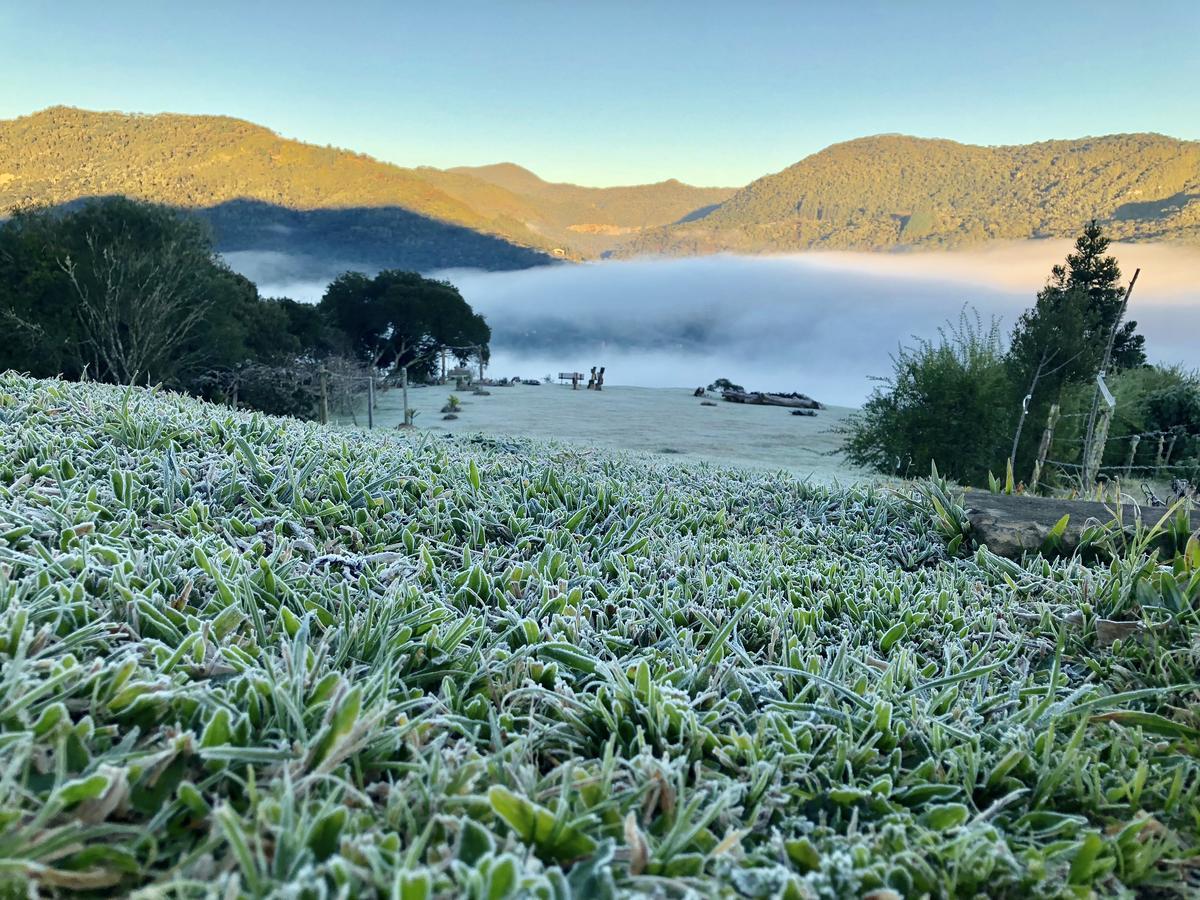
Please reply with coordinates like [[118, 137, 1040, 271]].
[[2, 106, 1198, 273]]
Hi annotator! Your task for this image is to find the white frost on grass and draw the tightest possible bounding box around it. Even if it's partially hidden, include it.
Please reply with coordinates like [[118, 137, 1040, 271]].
[[351, 383, 862, 482]]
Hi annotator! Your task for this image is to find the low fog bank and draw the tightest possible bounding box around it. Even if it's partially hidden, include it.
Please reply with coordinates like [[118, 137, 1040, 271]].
[[222, 250, 371, 299], [226, 242, 1200, 407]]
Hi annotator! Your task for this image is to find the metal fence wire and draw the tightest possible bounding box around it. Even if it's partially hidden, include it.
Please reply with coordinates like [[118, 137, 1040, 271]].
[[1041, 424, 1197, 487]]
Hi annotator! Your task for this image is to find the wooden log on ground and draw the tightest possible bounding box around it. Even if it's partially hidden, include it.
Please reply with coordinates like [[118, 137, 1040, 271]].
[[721, 390, 823, 409], [963, 490, 1200, 559]]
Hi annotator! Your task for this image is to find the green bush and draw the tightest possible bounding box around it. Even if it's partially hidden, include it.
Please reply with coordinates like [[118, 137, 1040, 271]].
[[1049, 366, 1200, 486], [841, 310, 1014, 485]]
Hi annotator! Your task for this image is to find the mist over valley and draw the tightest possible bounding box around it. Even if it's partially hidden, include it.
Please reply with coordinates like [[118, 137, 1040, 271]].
[[231, 242, 1200, 406]]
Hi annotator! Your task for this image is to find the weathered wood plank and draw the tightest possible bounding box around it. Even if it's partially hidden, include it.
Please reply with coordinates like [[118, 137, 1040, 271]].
[[721, 390, 823, 409], [964, 490, 1199, 558]]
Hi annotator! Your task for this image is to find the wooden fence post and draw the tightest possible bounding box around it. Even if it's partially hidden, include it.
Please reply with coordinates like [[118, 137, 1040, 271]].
[[1030, 403, 1059, 493], [1083, 374, 1117, 490], [1123, 434, 1141, 480], [319, 369, 329, 425], [401, 365, 411, 427], [1083, 405, 1113, 493]]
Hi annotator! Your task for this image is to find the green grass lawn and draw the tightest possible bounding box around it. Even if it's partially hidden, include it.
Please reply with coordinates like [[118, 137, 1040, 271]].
[[1, 374, 1198, 898]]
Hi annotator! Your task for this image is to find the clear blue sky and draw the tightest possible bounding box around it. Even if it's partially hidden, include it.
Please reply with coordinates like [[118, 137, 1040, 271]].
[[2, 0, 1197, 187]]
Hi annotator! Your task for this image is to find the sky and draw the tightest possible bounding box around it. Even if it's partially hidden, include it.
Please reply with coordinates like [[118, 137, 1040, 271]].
[[2, 1, 1198, 186]]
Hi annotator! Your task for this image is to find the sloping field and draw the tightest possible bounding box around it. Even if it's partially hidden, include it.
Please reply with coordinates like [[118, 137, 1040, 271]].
[[1, 374, 1198, 897], [360, 384, 859, 483]]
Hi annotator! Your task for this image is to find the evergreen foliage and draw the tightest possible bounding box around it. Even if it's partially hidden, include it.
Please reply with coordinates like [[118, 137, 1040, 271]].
[[841, 223, 1199, 489]]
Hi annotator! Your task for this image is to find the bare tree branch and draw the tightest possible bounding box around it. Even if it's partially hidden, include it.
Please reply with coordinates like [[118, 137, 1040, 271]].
[[59, 225, 215, 384]]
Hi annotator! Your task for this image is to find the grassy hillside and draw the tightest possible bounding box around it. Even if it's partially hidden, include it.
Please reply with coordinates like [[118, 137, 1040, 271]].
[[446, 163, 735, 256], [621, 133, 1200, 255], [2, 373, 1198, 896], [0, 107, 730, 263], [9, 109, 1198, 269]]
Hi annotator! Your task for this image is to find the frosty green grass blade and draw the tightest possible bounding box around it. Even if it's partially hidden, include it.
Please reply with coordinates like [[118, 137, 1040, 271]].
[[0, 373, 1198, 898]]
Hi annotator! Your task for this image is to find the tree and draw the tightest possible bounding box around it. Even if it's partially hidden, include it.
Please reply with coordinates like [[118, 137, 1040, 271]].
[[1004, 222, 1144, 475], [318, 270, 489, 378], [1004, 278, 1093, 471], [1061, 222, 1144, 370], [0, 204, 83, 378], [0, 198, 344, 418], [57, 198, 222, 384]]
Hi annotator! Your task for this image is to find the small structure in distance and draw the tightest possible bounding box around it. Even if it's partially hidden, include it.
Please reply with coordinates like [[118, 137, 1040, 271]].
[[447, 366, 474, 390]]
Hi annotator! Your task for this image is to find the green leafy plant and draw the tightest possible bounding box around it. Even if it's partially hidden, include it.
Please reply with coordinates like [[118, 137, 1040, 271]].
[[0, 373, 1197, 897]]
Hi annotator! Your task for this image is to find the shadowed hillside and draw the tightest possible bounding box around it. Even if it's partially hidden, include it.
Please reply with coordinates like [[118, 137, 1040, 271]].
[[0, 107, 731, 263], [199, 198, 555, 275], [618, 133, 1200, 256], [4, 110, 1198, 265], [0, 106, 563, 266]]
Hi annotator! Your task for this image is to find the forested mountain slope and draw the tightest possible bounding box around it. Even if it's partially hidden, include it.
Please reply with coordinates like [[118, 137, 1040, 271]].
[[618, 133, 1200, 255]]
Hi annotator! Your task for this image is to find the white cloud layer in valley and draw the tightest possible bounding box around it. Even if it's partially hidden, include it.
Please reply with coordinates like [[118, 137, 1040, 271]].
[[228, 241, 1200, 407]]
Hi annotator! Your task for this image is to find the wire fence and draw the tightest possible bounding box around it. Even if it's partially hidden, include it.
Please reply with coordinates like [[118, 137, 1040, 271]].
[[1039, 418, 1198, 503], [322, 346, 490, 430]]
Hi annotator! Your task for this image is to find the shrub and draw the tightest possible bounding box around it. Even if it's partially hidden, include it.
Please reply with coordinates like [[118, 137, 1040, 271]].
[[841, 309, 1014, 485]]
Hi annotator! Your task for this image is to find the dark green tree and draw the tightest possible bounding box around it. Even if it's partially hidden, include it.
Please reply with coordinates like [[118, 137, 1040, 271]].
[[54, 198, 224, 383], [0, 198, 343, 417], [1061, 222, 1144, 370], [1004, 222, 1145, 475], [0, 205, 83, 378], [318, 269, 489, 378]]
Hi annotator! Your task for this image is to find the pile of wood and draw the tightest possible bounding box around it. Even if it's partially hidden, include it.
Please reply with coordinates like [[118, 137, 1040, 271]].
[[721, 390, 823, 410]]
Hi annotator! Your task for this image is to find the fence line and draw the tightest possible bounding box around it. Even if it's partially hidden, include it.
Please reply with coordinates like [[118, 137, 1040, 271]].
[[1035, 415, 1195, 490]]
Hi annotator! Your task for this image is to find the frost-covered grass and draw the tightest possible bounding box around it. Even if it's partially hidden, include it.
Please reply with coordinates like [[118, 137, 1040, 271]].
[[1, 373, 1198, 898], [352, 383, 861, 483]]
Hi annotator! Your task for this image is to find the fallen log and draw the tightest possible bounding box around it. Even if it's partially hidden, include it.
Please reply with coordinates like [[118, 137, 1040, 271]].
[[964, 490, 1200, 559], [722, 390, 823, 409]]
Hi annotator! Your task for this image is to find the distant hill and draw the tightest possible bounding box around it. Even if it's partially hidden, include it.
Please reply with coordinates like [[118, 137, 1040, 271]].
[[0, 107, 731, 267], [618, 134, 1200, 256], [2, 109, 1198, 273], [445, 163, 735, 256]]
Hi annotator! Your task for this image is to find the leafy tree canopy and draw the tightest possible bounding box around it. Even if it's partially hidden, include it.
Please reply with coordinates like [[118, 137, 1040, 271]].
[[0, 198, 341, 410], [318, 269, 490, 378]]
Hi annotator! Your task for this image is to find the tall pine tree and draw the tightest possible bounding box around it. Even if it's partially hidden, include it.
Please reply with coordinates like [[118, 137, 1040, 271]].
[[1005, 221, 1144, 476]]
